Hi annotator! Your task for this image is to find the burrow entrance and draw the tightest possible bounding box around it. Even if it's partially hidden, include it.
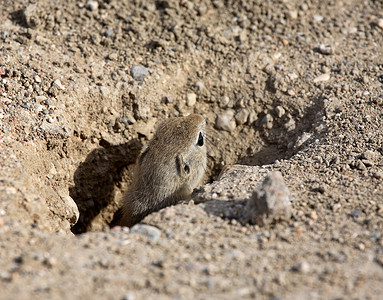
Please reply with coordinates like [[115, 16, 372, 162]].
[[69, 94, 325, 234]]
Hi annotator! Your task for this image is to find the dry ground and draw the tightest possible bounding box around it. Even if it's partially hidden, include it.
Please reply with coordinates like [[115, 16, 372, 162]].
[[0, 0, 382, 299]]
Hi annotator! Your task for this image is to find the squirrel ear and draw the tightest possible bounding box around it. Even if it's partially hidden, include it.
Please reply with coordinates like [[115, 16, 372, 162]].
[[176, 155, 190, 178]]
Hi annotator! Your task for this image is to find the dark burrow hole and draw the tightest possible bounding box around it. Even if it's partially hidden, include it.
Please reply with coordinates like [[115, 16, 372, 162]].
[[70, 96, 325, 234]]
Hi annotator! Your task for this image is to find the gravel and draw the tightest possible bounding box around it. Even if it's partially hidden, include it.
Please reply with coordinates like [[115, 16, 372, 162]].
[[1, 0, 383, 299]]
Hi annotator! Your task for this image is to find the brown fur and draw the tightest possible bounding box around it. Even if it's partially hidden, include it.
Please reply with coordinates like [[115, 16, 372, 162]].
[[117, 114, 207, 227]]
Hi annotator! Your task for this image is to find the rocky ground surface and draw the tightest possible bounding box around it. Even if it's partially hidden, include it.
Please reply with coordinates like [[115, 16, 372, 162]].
[[0, 0, 383, 299]]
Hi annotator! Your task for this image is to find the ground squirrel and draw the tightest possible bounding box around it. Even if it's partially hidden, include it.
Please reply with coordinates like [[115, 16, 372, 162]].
[[117, 114, 207, 227]]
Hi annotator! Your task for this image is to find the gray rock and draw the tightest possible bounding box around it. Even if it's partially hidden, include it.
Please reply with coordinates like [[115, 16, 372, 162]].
[[23, 4, 40, 28], [130, 65, 149, 81], [219, 96, 231, 108], [99, 86, 109, 98], [284, 118, 296, 131], [85, 0, 99, 11], [319, 44, 333, 55], [356, 160, 367, 171], [52, 79, 65, 90], [120, 112, 136, 126], [363, 150, 380, 162], [105, 29, 114, 37], [131, 224, 161, 242], [215, 110, 236, 132], [247, 171, 292, 226], [247, 110, 258, 124], [234, 109, 249, 125], [262, 113, 273, 129]]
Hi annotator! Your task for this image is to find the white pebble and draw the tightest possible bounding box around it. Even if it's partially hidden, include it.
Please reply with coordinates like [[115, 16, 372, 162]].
[[85, 1, 98, 11], [313, 73, 330, 83], [319, 44, 333, 55], [215, 110, 236, 132], [194, 81, 204, 91], [53, 79, 65, 90], [313, 15, 323, 22], [186, 93, 197, 107], [275, 106, 285, 118]]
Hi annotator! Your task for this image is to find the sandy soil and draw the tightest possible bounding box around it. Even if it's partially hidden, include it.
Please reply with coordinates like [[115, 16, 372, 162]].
[[0, 0, 382, 299]]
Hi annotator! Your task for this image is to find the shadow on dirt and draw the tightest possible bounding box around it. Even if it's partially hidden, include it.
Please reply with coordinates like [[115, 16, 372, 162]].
[[201, 199, 249, 224], [70, 139, 142, 234], [203, 93, 327, 222], [239, 92, 327, 167]]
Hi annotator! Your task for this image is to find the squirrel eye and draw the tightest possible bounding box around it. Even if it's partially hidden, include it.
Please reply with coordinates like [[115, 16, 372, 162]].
[[197, 132, 204, 146]]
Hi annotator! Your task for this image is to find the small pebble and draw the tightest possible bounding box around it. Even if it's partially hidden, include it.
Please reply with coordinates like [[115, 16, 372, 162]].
[[308, 211, 317, 221], [313, 73, 330, 83], [363, 150, 380, 162], [376, 18, 383, 29], [356, 160, 367, 171], [34, 75, 42, 83], [105, 29, 114, 37], [284, 118, 296, 131], [99, 86, 109, 98], [247, 110, 258, 124], [85, 0, 99, 11], [288, 73, 298, 80], [52, 79, 65, 90], [275, 106, 285, 118], [350, 210, 361, 218], [46, 116, 54, 123], [1, 30, 9, 41], [219, 96, 231, 108], [262, 114, 273, 129], [234, 109, 249, 125], [130, 65, 149, 81], [319, 44, 333, 55], [293, 261, 310, 273], [194, 81, 204, 91], [131, 224, 161, 242], [43, 257, 57, 268], [300, 3, 308, 11], [287, 10, 298, 19], [215, 110, 236, 132], [186, 93, 197, 107], [121, 292, 136, 300]]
